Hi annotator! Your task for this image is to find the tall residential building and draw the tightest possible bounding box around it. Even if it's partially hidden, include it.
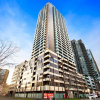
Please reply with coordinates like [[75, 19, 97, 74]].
[[31, 2, 74, 63], [0, 69, 9, 94], [87, 49, 100, 81], [71, 39, 100, 91], [9, 3, 88, 99], [87, 49, 100, 91]]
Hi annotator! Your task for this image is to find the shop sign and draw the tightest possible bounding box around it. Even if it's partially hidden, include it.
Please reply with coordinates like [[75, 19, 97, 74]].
[[44, 93, 54, 98]]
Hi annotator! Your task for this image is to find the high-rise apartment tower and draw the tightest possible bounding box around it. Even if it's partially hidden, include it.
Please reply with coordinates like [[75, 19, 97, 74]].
[[31, 3, 74, 63], [9, 3, 88, 99], [71, 39, 100, 91]]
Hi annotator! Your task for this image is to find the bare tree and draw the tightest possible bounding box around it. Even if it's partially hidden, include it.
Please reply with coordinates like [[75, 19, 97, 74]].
[[0, 39, 19, 68]]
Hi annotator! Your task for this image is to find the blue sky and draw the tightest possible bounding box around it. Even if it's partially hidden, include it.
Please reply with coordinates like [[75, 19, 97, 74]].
[[0, 0, 100, 84]]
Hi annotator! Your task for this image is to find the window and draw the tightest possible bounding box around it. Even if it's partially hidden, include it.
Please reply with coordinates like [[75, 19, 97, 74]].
[[33, 77, 35, 80], [32, 83, 34, 87]]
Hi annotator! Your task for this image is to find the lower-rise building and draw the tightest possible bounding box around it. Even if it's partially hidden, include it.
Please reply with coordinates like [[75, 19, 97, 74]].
[[0, 68, 9, 95], [9, 49, 88, 99], [85, 76, 96, 90]]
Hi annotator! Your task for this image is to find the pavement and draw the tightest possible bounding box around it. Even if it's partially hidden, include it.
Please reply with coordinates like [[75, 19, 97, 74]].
[[0, 97, 18, 100]]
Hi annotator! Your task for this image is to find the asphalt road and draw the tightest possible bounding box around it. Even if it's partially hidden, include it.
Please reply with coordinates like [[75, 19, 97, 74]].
[[80, 99, 100, 100]]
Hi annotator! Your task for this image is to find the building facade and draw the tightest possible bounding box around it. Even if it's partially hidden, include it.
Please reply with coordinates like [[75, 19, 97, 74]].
[[9, 3, 88, 99], [9, 50, 88, 98], [87, 49, 100, 81], [71, 39, 100, 91], [31, 3, 74, 63], [87, 49, 100, 91], [0, 69, 9, 95]]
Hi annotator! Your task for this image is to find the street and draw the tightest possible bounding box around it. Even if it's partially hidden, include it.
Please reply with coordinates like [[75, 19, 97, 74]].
[[80, 99, 100, 100], [0, 97, 100, 100], [0, 97, 18, 100]]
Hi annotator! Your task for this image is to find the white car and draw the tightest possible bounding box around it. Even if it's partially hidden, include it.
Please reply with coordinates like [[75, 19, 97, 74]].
[[89, 94, 98, 99]]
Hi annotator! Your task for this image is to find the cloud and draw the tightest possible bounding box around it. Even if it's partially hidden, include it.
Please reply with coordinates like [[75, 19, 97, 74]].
[[0, 1, 35, 84], [65, 12, 81, 40], [0, 1, 36, 63]]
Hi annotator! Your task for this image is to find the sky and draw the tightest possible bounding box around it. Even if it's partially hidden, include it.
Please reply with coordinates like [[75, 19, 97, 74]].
[[0, 0, 100, 84]]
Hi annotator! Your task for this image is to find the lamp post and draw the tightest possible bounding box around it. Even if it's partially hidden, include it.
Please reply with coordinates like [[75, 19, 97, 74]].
[[87, 88, 90, 95]]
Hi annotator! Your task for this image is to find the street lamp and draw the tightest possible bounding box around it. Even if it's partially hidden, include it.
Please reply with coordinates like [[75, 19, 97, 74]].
[[87, 88, 90, 95]]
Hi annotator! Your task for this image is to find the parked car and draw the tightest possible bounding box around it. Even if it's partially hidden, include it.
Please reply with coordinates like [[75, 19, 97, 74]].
[[98, 94, 100, 98], [89, 93, 98, 99]]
